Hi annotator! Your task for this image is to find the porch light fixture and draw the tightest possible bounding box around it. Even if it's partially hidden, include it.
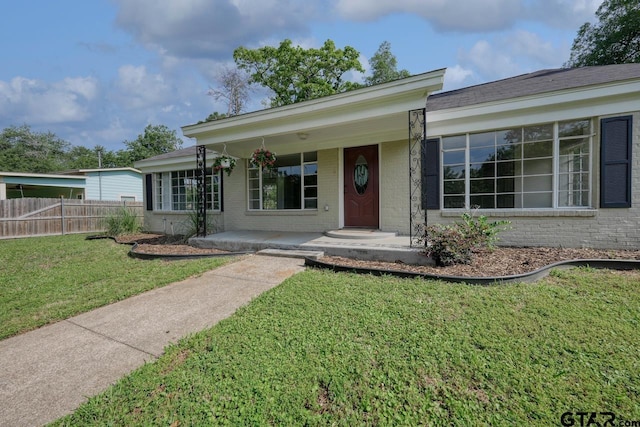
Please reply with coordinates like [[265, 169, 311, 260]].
[[297, 132, 309, 140]]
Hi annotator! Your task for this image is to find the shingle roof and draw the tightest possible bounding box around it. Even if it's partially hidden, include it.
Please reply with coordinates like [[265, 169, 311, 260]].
[[427, 64, 640, 112]]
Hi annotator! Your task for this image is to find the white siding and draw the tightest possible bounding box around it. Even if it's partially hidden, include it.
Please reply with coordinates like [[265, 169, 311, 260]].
[[85, 171, 143, 201]]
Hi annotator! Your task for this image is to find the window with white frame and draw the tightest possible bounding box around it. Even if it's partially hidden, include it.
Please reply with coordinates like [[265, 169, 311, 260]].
[[441, 119, 592, 209], [154, 168, 220, 211], [248, 152, 318, 210]]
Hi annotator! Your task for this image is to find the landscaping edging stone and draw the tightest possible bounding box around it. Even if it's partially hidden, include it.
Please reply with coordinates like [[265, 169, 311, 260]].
[[305, 257, 640, 285], [128, 243, 252, 260], [86, 235, 252, 260]]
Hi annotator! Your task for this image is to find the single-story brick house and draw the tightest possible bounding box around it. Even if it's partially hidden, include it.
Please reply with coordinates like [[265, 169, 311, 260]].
[[137, 64, 640, 249]]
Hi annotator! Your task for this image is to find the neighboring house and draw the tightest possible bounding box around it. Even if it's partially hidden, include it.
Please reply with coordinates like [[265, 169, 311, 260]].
[[139, 64, 640, 249], [61, 168, 143, 201], [0, 172, 85, 200], [0, 168, 142, 201]]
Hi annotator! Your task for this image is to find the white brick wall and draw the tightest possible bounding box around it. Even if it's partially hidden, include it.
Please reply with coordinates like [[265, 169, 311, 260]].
[[380, 140, 410, 234], [428, 112, 640, 249], [221, 149, 340, 232]]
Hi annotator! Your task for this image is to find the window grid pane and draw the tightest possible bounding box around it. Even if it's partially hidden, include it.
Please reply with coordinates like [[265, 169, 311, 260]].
[[248, 152, 317, 210], [153, 169, 219, 212], [441, 119, 591, 210], [154, 174, 163, 210], [303, 154, 318, 209], [247, 163, 261, 210]]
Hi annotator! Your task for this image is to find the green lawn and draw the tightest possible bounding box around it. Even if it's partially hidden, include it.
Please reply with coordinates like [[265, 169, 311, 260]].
[[0, 234, 233, 340], [53, 267, 640, 426]]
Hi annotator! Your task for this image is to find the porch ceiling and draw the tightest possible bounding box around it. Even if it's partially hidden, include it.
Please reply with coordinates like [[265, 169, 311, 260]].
[[182, 69, 446, 157]]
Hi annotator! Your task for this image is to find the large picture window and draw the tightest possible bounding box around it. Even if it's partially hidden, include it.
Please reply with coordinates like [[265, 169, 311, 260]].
[[248, 152, 317, 210], [154, 168, 220, 211], [442, 119, 592, 209]]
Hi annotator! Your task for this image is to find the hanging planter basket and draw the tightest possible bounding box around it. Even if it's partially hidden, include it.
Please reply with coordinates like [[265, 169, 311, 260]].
[[250, 139, 277, 172], [212, 145, 236, 176]]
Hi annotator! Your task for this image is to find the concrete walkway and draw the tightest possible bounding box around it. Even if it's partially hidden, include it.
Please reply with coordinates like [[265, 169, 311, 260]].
[[0, 254, 305, 427]]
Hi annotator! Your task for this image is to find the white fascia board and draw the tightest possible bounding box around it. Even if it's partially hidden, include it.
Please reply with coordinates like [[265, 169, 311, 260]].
[[76, 168, 141, 174], [427, 80, 640, 136], [135, 156, 216, 173], [182, 70, 445, 144]]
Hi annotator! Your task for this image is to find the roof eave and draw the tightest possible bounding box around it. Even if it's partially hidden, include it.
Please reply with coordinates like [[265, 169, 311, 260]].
[[427, 79, 640, 136], [181, 69, 446, 149]]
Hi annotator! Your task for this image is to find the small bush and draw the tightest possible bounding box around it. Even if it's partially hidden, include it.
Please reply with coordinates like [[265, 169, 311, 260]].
[[423, 211, 510, 267], [177, 210, 221, 241], [103, 207, 142, 236]]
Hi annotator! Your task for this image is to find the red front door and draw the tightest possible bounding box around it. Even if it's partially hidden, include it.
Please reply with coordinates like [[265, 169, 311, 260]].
[[344, 145, 379, 228]]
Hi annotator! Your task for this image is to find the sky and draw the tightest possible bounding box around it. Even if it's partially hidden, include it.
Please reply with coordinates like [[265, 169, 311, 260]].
[[0, 0, 603, 152]]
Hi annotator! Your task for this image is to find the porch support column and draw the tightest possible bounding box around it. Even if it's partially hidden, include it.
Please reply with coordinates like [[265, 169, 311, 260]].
[[408, 108, 426, 247], [196, 145, 207, 237]]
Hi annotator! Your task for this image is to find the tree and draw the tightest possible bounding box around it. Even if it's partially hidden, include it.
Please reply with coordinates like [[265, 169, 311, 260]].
[[0, 125, 70, 173], [566, 0, 640, 67], [65, 145, 125, 169], [233, 39, 365, 107], [207, 66, 252, 117], [364, 41, 411, 86], [65, 146, 100, 169], [200, 112, 228, 123], [121, 124, 183, 165]]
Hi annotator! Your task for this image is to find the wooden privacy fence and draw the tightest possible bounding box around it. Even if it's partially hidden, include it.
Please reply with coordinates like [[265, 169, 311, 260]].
[[0, 198, 144, 239]]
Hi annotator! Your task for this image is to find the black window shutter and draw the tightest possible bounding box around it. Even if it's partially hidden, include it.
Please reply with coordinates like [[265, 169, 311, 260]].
[[145, 174, 153, 211], [600, 116, 632, 208], [422, 138, 441, 210]]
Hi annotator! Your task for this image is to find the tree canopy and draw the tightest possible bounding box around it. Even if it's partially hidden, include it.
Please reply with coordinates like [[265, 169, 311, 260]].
[[0, 125, 70, 173], [0, 124, 183, 173], [120, 124, 183, 165], [566, 0, 640, 67], [233, 39, 364, 107], [365, 41, 411, 86]]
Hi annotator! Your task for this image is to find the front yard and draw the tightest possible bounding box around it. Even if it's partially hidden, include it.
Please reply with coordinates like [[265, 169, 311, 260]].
[[52, 267, 640, 425], [0, 234, 232, 340]]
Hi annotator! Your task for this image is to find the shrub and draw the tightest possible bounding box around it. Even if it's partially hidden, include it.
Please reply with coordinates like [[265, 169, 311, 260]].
[[423, 212, 510, 267], [102, 207, 142, 236], [177, 210, 221, 241]]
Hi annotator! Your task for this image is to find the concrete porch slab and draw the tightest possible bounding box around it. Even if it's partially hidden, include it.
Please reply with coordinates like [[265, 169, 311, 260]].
[[190, 230, 433, 266]]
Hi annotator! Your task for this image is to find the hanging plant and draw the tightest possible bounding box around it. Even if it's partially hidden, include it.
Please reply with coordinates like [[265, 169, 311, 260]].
[[250, 139, 277, 171], [212, 145, 236, 176], [213, 155, 236, 176]]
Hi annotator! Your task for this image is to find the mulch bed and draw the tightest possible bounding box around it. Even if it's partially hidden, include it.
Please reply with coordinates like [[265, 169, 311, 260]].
[[114, 233, 230, 256], [319, 247, 640, 277], [111, 233, 640, 277]]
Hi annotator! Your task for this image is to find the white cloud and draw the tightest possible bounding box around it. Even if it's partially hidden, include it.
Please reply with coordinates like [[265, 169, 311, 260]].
[[455, 27, 572, 82], [458, 40, 521, 80], [334, 0, 524, 32], [442, 65, 476, 90], [112, 65, 172, 110], [0, 76, 99, 124], [112, 0, 321, 59], [526, 0, 603, 28], [507, 30, 559, 66], [334, 0, 603, 31]]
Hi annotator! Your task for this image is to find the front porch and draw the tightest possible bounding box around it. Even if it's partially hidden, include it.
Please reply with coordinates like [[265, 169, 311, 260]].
[[190, 229, 431, 265]]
